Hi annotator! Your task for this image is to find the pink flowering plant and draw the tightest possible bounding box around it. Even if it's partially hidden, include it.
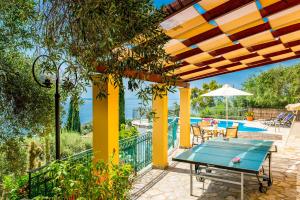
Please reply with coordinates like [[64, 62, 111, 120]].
[[211, 119, 219, 126], [203, 118, 213, 122]]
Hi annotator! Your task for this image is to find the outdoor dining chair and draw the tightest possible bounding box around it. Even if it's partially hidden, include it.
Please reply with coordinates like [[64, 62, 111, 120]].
[[225, 127, 238, 138], [232, 122, 239, 128], [191, 124, 211, 145], [198, 120, 211, 127], [191, 124, 202, 146], [198, 121, 213, 138]]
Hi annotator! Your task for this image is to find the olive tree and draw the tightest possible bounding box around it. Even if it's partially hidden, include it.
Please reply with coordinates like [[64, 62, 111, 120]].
[[38, 0, 177, 102]]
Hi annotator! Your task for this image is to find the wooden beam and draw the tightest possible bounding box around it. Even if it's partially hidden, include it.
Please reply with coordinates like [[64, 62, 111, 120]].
[[96, 66, 189, 88], [185, 54, 300, 82]]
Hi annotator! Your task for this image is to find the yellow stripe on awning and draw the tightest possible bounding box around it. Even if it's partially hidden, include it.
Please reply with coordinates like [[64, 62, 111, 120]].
[[199, 0, 230, 11], [240, 55, 265, 64], [223, 48, 251, 59], [184, 52, 214, 64], [173, 64, 199, 74], [256, 44, 286, 55], [209, 60, 232, 68], [280, 30, 300, 43], [180, 68, 218, 80], [291, 45, 300, 52], [270, 52, 296, 61], [259, 0, 281, 8], [268, 5, 300, 30], [216, 2, 262, 34], [239, 31, 274, 47], [227, 64, 247, 71], [197, 34, 233, 51]]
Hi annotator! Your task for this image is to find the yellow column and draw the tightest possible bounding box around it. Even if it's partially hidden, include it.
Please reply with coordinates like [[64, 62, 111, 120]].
[[152, 87, 168, 169], [179, 87, 191, 148], [92, 77, 119, 164]]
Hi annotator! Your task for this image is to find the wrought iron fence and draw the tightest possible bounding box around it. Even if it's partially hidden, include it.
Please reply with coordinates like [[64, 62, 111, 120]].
[[119, 118, 178, 171], [27, 118, 178, 198], [119, 132, 152, 172], [28, 149, 93, 198], [168, 118, 178, 149]]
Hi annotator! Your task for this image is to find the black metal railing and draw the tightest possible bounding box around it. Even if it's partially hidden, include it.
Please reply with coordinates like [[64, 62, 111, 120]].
[[28, 149, 93, 198], [27, 118, 178, 198]]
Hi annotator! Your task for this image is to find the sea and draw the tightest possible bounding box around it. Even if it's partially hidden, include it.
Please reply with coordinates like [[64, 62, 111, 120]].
[[64, 97, 179, 124]]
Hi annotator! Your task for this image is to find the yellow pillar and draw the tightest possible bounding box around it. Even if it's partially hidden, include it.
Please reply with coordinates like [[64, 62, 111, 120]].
[[179, 87, 191, 148], [92, 78, 119, 164], [152, 88, 168, 169]]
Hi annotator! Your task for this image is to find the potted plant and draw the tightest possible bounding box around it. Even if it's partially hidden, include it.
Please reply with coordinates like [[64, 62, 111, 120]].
[[245, 111, 254, 121]]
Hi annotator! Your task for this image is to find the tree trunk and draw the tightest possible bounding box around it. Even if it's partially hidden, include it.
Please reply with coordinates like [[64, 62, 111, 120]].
[[119, 78, 126, 128]]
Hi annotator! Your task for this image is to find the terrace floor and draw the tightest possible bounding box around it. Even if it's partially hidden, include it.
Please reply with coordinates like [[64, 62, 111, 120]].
[[131, 122, 300, 200]]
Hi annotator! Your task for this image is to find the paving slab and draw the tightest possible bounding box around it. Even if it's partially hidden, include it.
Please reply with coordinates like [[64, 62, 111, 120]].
[[131, 122, 300, 200]]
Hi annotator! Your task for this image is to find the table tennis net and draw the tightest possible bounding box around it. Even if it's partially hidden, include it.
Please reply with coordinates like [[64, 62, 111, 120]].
[[201, 140, 272, 152]]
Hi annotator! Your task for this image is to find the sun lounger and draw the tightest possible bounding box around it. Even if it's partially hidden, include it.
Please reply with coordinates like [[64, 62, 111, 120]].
[[274, 113, 295, 128], [262, 112, 286, 126]]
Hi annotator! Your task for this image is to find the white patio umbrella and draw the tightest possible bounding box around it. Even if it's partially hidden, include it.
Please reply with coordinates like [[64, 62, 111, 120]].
[[201, 84, 253, 125], [285, 103, 300, 112]]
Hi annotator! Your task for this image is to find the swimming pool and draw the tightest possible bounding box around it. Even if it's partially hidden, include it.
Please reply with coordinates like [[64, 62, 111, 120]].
[[190, 118, 267, 132]]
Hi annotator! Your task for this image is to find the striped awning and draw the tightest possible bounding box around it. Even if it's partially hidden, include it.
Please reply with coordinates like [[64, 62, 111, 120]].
[[161, 0, 300, 82]]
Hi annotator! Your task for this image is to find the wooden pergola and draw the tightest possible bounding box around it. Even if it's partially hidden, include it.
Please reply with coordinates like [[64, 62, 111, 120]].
[[93, 0, 300, 168]]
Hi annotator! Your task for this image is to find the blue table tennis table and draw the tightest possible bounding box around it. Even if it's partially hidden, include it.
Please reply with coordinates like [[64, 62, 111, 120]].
[[172, 138, 277, 200]]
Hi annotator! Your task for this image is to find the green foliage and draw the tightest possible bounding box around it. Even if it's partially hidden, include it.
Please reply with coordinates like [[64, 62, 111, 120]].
[[237, 64, 300, 108], [2, 175, 28, 199], [191, 80, 222, 113], [0, 1, 49, 140], [38, 0, 177, 102], [245, 111, 254, 117], [0, 51, 55, 141], [119, 79, 126, 128], [60, 131, 92, 158], [136, 103, 156, 122], [0, 0, 37, 50], [66, 95, 82, 133], [0, 139, 27, 182], [44, 135, 51, 163], [37, 159, 133, 199], [81, 122, 93, 135], [173, 102, 180, 117], [119, 124, 139, 140], [28, 141, 43, 170]]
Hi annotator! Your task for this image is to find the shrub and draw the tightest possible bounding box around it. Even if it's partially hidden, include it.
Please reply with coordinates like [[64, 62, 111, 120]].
[[28, 141, 43, 170], [37, 159, 133, 199], [60, 131, 92, 158], [81, 122, 93, 135], [119, 124, 139, 140], [0, 139, 27, 181], [2, 175, 28, 199]]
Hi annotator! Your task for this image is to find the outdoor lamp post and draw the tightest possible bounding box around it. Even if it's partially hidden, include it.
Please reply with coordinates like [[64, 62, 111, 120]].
[[32, 55, 77, 160]]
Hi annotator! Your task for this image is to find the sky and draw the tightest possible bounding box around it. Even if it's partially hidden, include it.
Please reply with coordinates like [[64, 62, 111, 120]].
[[154, 0, 174, 7], [81, 0, 300, 100]]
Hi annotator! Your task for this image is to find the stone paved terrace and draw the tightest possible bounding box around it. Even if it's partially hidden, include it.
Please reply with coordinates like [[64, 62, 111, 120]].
[[131, 122, 300, 200]]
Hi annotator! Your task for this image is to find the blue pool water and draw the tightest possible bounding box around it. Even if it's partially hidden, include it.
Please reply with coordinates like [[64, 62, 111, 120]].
[[190, 118, 266, 132]]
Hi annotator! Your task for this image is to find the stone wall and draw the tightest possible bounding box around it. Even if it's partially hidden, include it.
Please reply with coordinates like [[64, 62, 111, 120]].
[[248, 108, 300, 121]]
